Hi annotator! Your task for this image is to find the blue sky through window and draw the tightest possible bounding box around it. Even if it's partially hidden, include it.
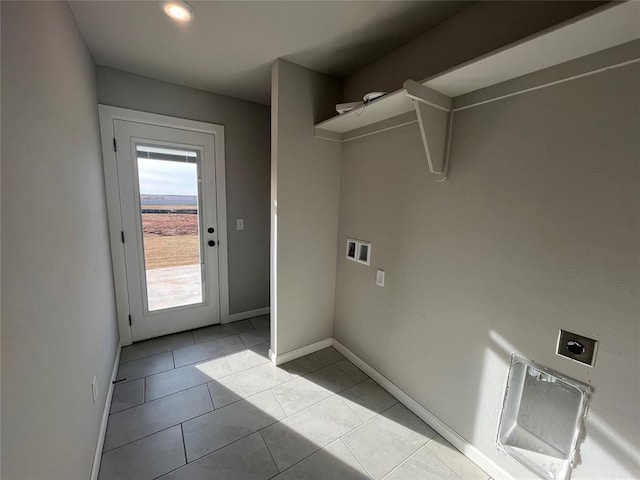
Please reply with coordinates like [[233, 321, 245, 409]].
[[136, 145, 198, 196], [138, 158, 198, 196]]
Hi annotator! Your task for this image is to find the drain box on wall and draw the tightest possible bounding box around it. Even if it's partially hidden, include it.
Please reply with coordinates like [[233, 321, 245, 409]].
[[497, 355, 591, 480]]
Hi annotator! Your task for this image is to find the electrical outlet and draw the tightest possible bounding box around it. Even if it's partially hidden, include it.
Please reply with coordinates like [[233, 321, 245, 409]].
[[556, 330, 598, 367], [376, 269, 385, 287], [236, 219, 244, 230], [91, 376, 98, 404]]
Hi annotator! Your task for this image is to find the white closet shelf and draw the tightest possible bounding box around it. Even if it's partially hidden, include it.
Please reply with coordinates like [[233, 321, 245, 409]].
[[314, 0, 640, 142]]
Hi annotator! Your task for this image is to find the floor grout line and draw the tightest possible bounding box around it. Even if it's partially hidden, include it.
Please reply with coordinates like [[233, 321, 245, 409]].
[[263, 356, 357, 418], [103, 423, 182, 455], [180, 423, 188, 464], [423, 436, 489, 480], [105, 383, 214, 424], [340, 437, 374, 479], [192, 325, 257, 345], [378, 439, 440, 480], [104, 402, 221, 456], [259, 430, 281, 474], [269, 384, 289, 418], [172, 337, 247, 369], [171, 414, 285, 467], [264, 394, 390, 478], [205, 382, 217, 410]]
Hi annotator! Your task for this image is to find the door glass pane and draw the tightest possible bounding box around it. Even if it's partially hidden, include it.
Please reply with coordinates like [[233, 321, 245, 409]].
[[136, 144, 203, 311]]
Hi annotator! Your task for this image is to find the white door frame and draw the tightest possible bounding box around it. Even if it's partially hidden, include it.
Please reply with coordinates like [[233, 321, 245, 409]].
[[99, 105, 230, 346]]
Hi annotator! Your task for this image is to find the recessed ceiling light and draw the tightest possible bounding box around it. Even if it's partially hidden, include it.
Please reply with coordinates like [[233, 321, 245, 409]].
[[160, 0, 194, 23]]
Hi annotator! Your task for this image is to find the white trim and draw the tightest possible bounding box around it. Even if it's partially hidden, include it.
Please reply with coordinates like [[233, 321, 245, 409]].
[[269, 338, 333, 366], [91, 344, 122, 480], [331, 338, 515, 480], [98, 105, 230, 345], [226, 307, 270, 323]]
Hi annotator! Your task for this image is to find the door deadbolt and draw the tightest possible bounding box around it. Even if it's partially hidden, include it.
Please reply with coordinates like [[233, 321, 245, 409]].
[[208, 240, 216, 247]]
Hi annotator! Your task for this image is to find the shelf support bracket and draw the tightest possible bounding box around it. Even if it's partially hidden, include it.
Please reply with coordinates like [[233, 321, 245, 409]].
[[403, 80, 452, 180]]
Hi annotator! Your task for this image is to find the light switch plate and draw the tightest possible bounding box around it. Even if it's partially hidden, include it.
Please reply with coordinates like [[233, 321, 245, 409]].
[[236, 219, 244, 230], [376, 269, 385, 287]]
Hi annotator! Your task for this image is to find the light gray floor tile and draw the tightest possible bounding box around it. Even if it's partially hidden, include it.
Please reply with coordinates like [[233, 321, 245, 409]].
[[98, 425, 185, 480], [145, 355, 232, 401], [282, 347, 345, 376], [384, 445, 462, 480], [336, 359, 369, 383], [249, 314, 270, 330], [173, 334, 245, 367], [306, 363, 354, 392], [339, 378, 397, 421], [192, 320, 255, 344], [120, 331, 194, 363], [342, 403, 436, 479], [104, 385, 212, 451], [239, 327, 270, 347], [271, 374, 332, 416], [225, 342, 270, 372], [116, 352, 174, 382], [110, 378, 144, 413], [261, 395, 363, 471], [208, 362, 293, 408], [425, 435, 489, 480], [272, 364, 354, 415], [273, 439, 370, 480], [160, 432, 278, 480], [183, 389, 286, 461]]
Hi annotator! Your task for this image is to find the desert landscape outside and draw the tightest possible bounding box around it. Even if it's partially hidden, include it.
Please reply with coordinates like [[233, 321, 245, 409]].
[[140, 194, 201, 270]]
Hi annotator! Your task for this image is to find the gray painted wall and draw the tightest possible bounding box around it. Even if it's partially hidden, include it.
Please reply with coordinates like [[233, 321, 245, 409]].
[[1, 2, 119, 478], [344, 1, 604, 103], [271, 59, 342, 355], [96, 66, 270, 315], [334, 62, 639, 478]]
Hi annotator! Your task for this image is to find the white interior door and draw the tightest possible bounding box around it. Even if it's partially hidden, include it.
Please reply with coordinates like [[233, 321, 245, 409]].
[[114, 120, 220, 341]]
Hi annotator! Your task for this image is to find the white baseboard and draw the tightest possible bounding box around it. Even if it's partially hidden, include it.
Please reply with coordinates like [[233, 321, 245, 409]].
[[225, 306, 270, 324], [331, 338, 514, 480], [269, 338, 333, 366], [91, 344, 122, 480]]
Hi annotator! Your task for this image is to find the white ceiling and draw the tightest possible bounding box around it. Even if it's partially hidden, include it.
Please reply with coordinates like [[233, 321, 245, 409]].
[[69, 1, 470, 105]]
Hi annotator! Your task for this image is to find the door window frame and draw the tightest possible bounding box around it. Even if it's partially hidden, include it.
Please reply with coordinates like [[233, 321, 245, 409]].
[[98, 105, 229, 346]]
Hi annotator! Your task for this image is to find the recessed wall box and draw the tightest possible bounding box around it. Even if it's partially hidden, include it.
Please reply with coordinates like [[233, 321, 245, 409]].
[[346, 239, 371, 265], [357, 241, 371, 265], [497, 355, 591, 480], [346, 239, 357, 260]]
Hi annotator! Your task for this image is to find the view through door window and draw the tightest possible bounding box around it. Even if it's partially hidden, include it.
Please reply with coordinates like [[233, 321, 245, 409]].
[[136, 145, 204, 311]]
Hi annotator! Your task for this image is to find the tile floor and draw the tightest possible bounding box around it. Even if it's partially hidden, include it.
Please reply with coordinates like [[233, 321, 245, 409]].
[[99, 315, 491, 480]]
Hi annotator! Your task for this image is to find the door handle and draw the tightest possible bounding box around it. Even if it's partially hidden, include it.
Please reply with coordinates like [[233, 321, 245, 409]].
[[208, 240, 216, 247]]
